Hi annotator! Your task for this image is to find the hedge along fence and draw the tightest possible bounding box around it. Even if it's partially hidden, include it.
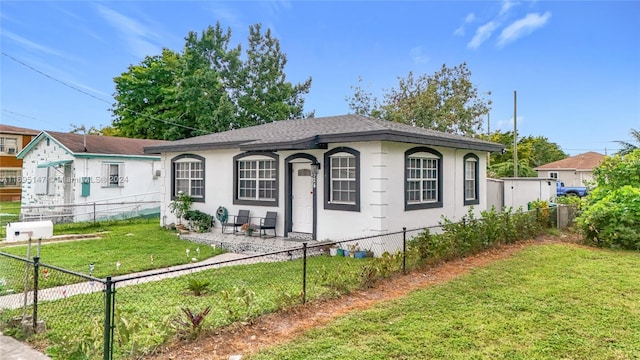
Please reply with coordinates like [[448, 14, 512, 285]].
[[0, 206, 555, 360]]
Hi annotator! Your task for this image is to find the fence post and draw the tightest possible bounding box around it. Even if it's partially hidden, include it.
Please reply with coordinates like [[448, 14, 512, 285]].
[[33, 256, 39, 333], [93, 203, 97, 223], [103, 277, 115, 360], [402, 227, 407, 274], [302, 242, 307, 304]]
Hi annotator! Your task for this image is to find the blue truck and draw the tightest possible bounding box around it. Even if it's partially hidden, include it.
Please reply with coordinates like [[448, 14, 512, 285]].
[[556, 181, 588, 197]]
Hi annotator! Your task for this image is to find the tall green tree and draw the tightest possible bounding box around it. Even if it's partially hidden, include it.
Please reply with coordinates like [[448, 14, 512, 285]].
[[112, 49, 185, 139], [235, 24, 312, 128], [111, 22, 312, 140], [347, 63, 491, 136], [176, 23, 241, 138], [616, 128, 640, 155]]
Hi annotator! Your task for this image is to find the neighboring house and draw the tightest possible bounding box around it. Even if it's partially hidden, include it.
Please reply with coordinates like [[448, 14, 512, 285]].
[[534, 152, 605, 187], [0, 125, 39, 201], [16, 131, 167, 222], [144, 114, 503, 241]]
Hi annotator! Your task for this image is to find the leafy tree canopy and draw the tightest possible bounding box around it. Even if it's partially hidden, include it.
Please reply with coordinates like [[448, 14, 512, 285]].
[[347, 62, 491, 136], [111, 22, 312, 140], [482, 130, 568, 178]]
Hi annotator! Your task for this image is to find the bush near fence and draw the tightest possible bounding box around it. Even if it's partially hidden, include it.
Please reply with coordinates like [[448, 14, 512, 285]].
[[0, 206, 562, 359]]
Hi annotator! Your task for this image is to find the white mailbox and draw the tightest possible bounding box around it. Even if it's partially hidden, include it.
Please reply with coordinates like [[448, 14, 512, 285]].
[[5, 221, 54, 242]]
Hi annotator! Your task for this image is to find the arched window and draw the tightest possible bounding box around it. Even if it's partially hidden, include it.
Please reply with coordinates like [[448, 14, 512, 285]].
[[324, 147, 360, 212], [171, 154, 205, 202], [233, 152, 279, 206], [405, 147, 443, 210], [464, 153, 479, 205]]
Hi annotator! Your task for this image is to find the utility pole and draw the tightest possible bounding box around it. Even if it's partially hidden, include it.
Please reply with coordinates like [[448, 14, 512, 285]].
[[513, 91, 518, 177], [487, 113, 491, 167]]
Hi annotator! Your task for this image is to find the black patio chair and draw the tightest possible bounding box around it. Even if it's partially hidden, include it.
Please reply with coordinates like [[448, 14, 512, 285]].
[[250, 211, 277, 238], [221, 209, 250, 235]]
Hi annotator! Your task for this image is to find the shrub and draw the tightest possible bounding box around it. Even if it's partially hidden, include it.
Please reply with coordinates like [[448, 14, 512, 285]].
[[408, 207, 550, 268], [183, 210, 214, 232], [578, 185, 640, 249], [576, 149, 640, 250]]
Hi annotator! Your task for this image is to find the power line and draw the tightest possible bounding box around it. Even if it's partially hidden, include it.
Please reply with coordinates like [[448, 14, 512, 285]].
[[2, 52, 210, 135], [2, 52, 111, 105]]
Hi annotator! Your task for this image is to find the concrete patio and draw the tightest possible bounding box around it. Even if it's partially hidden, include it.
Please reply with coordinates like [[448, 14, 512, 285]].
[[179, 227, 329, 257]]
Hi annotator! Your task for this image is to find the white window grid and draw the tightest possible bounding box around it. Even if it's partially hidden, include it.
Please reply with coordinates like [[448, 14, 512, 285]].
[[174, 161, 203, 198], [465, 158, 477, 201], [407, 156, 438, 203], [330, 155, 356, 204], [238, 159, 276, 201]]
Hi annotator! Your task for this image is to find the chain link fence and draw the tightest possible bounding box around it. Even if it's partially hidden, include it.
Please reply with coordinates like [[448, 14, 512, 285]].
[[0, 206, 575, 359]]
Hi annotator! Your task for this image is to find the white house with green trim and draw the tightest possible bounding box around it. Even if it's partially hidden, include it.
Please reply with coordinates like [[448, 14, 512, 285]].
[[144, 115, 503, 241], [16, 131, 167, 223]]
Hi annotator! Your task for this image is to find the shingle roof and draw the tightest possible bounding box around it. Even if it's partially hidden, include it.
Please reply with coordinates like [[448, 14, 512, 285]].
[[0, 124, 39, 136], [534, 152, 605, 171], [45, 131, 168, 156], [144, 114, 503, 153]]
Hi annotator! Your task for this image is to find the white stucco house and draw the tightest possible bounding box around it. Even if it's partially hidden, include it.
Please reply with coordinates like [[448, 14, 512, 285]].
[[144, 114, 503, 241], [17, 131, 167, 222]]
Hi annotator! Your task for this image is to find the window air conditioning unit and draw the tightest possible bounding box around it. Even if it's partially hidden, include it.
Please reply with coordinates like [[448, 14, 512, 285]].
[[7, 148, 16, 154]]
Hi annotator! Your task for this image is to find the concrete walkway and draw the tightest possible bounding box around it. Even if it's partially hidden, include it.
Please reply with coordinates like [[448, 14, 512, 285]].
[[0, 331, 51, 360]]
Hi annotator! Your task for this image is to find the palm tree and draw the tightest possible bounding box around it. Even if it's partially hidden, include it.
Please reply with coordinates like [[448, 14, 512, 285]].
[[616, 128, 640, 155]]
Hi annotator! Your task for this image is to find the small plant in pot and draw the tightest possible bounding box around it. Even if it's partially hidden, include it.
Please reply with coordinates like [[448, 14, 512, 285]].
[[240, 223, 255, 236], [169, 191, 193, 225]]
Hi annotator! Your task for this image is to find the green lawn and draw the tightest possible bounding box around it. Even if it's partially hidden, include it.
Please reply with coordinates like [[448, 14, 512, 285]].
[[0, 201, 21, 238], [1, 253, 370, 359], [248, 244, 640, 360], [0, 218, 223, 279]]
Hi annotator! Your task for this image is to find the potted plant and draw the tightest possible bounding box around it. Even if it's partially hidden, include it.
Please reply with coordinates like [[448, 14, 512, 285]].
[[240, 223, 255, 236], [168, 191, 193, 226]]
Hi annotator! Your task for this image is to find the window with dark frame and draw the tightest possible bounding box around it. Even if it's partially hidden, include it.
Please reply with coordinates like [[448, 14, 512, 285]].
[[237, 159, 276, 201], [405, 147, 443, 210], [233, 152, 279, 206], [324, 147, 360, 212], [464, 154, 479, 205], [171, 155, 205, 201]]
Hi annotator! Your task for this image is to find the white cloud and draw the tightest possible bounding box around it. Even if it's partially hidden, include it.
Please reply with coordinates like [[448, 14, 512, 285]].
[[500, 0, 517, 16], [410, 46, 429, 65], [96, 4, 162, 58], [467, 21, 498, 49], [205, 3, 246, 30], [454, 12, 476, 36], [498, 11, 551, 47], [465, 13, 476, 23], [2, 31, 72, 59]]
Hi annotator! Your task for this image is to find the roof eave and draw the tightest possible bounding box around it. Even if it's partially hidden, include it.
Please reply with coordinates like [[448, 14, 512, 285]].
[[318, 130, 504, 152]]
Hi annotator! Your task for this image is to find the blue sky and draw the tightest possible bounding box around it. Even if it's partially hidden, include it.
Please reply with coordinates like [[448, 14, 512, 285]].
[[1, 1, 638, 156]]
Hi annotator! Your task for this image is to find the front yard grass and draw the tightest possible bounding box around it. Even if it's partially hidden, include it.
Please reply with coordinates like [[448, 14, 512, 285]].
[[248, 244, 640, 359], [0, 218, 223, 279], [0, 201, 21, 239]]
